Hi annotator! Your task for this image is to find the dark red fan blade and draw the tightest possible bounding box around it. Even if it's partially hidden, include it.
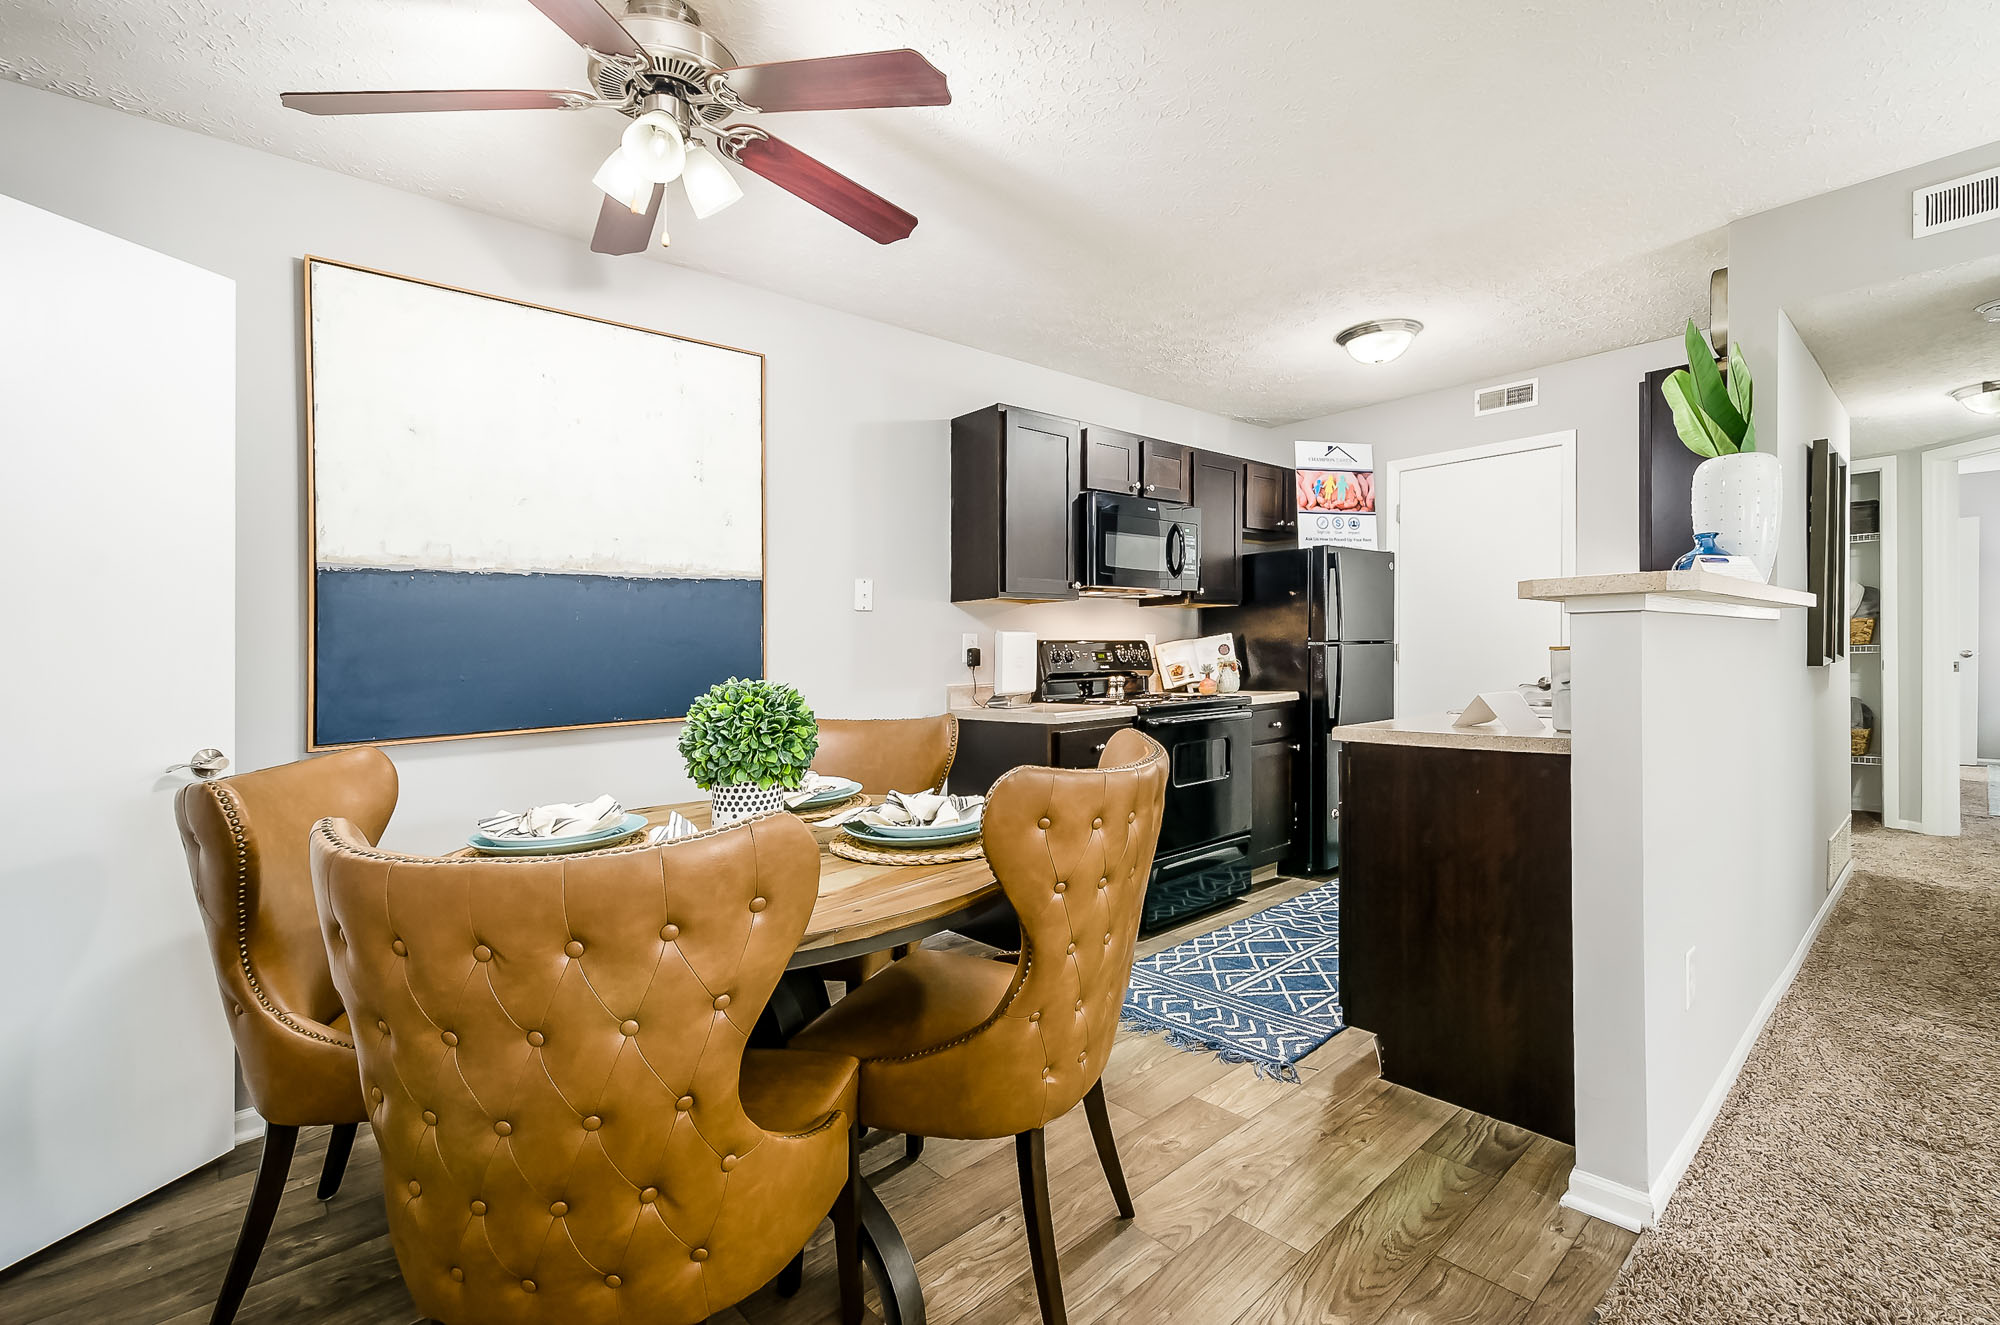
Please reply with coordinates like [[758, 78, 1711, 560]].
[[732, 133, 918, 243], [525, 0, 643, 58], [719, 49, 950, 113], [281, 90, 588, 115], [590, 184, 666, 255]]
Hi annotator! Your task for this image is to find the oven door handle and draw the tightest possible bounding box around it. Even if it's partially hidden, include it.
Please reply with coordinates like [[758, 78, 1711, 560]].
[[1139, 710, 1250, 728]]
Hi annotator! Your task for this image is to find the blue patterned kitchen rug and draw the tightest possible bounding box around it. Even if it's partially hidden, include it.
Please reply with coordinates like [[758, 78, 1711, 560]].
[[1121, 884, 1344, 1079]]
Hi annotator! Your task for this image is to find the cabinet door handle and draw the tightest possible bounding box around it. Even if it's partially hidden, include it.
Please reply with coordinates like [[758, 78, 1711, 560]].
[[1093, 742, 1108, 753], [1144, 484, 1156, 494]]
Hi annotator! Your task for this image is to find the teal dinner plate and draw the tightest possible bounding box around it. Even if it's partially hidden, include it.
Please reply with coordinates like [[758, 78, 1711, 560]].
[[791, 777, 863, 809], [843, 818, 983, 847], [469, 813, 647, 855]]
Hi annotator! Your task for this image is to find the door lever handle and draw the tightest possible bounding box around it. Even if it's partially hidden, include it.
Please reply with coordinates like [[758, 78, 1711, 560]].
[[168, 748, 230, 779]]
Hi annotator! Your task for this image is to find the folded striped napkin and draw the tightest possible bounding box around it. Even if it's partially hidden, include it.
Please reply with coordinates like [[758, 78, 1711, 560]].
[[477, 794, 623, 841]]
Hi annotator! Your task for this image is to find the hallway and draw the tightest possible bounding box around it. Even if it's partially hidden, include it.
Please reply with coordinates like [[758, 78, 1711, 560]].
[[1597, 771, 2000, 1321]]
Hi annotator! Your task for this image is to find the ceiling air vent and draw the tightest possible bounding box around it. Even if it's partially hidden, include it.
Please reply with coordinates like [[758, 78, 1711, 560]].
[[1473, 378, 1538, 416], [1913, 166, 2000, 237]]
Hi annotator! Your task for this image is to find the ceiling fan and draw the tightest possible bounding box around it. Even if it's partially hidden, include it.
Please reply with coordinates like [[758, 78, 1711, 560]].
[[281, 0, 949, 252]]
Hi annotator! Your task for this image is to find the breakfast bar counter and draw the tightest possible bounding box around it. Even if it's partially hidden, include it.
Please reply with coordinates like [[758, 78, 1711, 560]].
[[1335, 715, 1575, 1142]]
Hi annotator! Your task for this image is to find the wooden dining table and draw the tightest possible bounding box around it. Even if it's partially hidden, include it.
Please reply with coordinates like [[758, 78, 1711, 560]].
[[632, 798, 1003, 970]]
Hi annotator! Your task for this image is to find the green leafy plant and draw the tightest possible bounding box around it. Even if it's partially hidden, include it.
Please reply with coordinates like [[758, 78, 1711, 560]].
[[677, 678, 818, 791], [1661, 318, 1756, 458]]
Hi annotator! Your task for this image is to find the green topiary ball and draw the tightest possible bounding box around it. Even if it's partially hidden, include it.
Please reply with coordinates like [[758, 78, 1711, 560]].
[[677, 678, 819, 792]]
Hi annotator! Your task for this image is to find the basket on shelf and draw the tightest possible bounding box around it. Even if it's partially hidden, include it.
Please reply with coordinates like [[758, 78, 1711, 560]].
[[1850, 617, 1877, 646], [1851, 728, 1873, 757]]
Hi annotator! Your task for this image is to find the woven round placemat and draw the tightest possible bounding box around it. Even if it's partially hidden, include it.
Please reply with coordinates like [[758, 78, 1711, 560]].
[[828, 836, 985, 866], [792, 793, 871, 823]]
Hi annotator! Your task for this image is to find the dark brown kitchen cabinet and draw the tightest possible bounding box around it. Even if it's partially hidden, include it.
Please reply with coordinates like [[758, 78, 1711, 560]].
[[951, 405, 1082, 602], [1082, 425, 1143, 495], [1249, 703, 1298, 868], [1244, 460, 1295, 537], [948, 717, 1133, 796], [1140, 438, 1193, 503], [1188, 450, 1244, 605], [1083, 427, 1191, 503]]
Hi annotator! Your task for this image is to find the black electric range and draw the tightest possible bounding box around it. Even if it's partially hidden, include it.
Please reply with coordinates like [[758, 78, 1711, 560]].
[[1037, 641, 1254, 932]]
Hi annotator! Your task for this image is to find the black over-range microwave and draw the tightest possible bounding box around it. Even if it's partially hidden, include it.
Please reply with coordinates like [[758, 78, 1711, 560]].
[[1075, 490, 1202, 597]]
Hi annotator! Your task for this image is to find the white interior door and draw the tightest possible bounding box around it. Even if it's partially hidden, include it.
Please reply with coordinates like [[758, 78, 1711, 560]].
[[1391, 435, 1573, 717], [1960, 516, 1981, 765], [0, 195, 237, 1268]]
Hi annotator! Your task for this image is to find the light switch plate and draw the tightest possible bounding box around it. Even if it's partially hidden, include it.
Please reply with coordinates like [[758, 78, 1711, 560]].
[[853, 578, 874, 612]]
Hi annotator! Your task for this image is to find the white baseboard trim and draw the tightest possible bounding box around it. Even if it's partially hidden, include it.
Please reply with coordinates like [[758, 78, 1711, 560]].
[[1643, 860, 1855, 1222], [1561, 1170, 1654, 1232], [233, 1108, 265, 1148]]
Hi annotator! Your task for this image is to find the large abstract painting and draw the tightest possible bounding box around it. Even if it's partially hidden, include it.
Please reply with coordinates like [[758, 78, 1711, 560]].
[[305, 258, 764, 748]]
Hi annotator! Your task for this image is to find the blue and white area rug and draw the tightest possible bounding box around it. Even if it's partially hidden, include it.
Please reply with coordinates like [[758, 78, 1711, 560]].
[[1121, 884, 1344, 1078]]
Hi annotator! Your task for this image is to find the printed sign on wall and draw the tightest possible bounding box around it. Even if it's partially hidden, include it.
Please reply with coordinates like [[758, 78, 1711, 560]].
[[1294, 441, 1376, 547]]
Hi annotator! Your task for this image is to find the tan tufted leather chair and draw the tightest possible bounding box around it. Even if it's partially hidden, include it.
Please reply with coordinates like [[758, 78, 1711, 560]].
[[793, 730, 1168, 1325], [175, 745, 399, 1325], [812, 714, 958, 797], [309, 811, 864, 1325]]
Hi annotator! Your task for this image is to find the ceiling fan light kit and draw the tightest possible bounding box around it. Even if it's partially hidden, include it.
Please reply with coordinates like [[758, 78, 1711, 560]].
[[1336, 318, 1425, 365], [281, 0, 950, 254]]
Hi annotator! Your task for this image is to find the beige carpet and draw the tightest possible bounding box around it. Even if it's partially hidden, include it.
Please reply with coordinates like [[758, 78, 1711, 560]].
[[1596, 770, 2000, 1324]]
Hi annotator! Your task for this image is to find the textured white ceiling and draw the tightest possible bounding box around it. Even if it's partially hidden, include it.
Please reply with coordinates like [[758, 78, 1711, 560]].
[[1792, 254, 2000, 455], [7, 0, 2000, 425]]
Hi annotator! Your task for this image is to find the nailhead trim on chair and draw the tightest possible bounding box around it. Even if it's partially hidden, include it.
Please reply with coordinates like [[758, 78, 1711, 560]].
[[310, 808, 789, 868], [210, 782, 352, 1049]]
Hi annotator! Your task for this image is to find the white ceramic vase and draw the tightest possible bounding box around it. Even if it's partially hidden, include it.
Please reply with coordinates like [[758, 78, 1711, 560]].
[[1690, 451, 1783, 582], [709, 783, 786, 827]]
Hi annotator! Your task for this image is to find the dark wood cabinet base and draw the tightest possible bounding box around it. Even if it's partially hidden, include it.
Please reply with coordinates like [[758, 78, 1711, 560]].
[[1338, 742, 1574, 1142]]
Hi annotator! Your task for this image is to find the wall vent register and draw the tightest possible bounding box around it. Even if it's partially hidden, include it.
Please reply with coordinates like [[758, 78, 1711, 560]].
[[1473, 378, 1538, 416], [1913, 165, 2000, 237]]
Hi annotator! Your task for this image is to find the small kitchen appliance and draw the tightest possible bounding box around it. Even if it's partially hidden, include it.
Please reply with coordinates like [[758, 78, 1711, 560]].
[[1074, 492, 1202, 597]]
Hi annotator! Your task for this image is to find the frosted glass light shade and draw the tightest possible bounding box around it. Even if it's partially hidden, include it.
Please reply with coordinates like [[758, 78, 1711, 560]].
[[681, 141, 744, 219], [592, 149, 653, 213], [1952, 381, 2000, 415], [620, 110, 687, 184], [1336, 319, 1424, 365]]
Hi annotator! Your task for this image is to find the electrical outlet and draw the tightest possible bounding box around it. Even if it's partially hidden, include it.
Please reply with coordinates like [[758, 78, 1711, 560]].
[[853, 578, 874, 612], [1685, 946, 1697, 1010], [961, 632, 979, 660]]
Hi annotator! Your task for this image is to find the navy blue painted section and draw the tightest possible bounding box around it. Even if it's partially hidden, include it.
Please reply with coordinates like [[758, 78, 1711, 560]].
[[314, 567, 763, 744]]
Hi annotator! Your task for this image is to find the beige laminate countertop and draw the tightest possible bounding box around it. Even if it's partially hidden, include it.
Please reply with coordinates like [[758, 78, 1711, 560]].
[[948, 689, 1300, 726], [1328, 711, 1571, 755]]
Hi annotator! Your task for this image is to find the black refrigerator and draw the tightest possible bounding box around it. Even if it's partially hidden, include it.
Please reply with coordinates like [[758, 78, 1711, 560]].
[[1204, 546, 1395, 873]]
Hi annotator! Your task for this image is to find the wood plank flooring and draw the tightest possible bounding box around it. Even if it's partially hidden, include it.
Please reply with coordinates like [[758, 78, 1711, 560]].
[[0, 880, 1637, 1325]]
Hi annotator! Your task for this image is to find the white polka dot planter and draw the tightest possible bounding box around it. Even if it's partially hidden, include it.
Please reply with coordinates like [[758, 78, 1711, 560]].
[[709, 783, 787, 827], [1691, 450, 1783, 582]]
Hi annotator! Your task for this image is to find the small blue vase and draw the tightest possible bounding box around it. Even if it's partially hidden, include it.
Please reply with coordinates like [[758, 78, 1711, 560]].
[[1673, 531, 1725, 570]]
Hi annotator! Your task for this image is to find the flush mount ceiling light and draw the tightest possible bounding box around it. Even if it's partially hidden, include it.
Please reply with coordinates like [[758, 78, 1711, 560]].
[[1977, 299, 2000, 324], [1336, 319, 1424, 365], [1952, 382, 2000, 415], [279, 0, 951, 253]]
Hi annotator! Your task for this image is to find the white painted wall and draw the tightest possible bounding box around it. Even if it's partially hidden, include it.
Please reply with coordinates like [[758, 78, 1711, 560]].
[[1282, 336, 1688, 574], [1958, 471, 2000, 759], [0, 81, 1284, 860]]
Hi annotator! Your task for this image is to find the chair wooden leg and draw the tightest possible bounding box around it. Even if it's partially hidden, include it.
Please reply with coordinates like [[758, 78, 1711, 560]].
[[835, 1123, 864, 1325], [906, 1133, 925, 1160], [317, 1122, 358, 1201], [1082, 1081, 1134, 1219], [210, 1123, 298, 1325], [1014, 1129, 1068, 1325]]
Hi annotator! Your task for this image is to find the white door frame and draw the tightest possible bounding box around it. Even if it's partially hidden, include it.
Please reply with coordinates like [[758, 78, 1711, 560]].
[[1920, 432, 2000, 835], [1849, 456, 1903, 829], [1385, 429, 1579, 646]]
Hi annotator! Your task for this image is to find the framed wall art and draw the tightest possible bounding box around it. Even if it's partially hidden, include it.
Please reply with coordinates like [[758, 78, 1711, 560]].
[[304, 257, 765, 748]]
